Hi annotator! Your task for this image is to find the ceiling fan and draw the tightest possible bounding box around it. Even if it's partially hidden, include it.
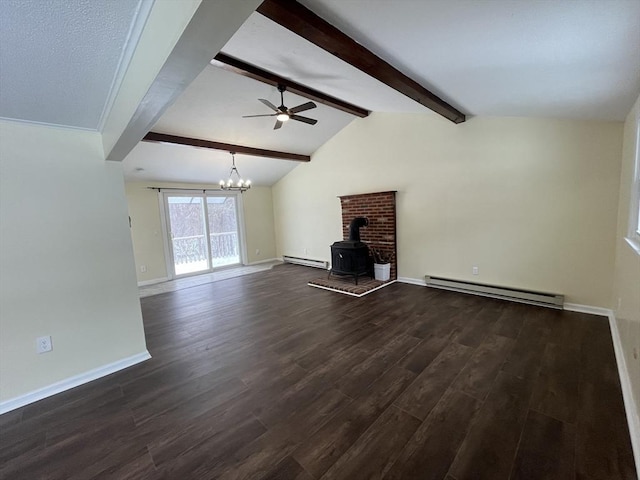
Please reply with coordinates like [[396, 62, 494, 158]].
[[243, 84, 318, 130]]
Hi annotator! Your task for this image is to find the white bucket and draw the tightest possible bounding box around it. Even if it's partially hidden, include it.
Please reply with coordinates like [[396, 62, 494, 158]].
[[374, 263, 390, 281]]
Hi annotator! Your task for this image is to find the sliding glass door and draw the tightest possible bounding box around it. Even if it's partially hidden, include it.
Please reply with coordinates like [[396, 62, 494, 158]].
[[164, 193, 242, 277], [166, 195, 208, 275], [207, 196, 240, 267]]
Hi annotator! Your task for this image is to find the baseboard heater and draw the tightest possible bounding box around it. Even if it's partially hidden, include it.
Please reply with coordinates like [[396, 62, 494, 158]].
[[424, 276, 564, 309], [282, 255, 328, 269]]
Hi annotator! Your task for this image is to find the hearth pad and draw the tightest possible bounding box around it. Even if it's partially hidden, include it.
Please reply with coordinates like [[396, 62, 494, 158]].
[[308, 276, 393, 297]]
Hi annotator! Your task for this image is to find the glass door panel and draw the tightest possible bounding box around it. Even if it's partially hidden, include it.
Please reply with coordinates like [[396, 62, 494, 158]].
[[166, 195, 209, 276], [207, 196, 240, 267]]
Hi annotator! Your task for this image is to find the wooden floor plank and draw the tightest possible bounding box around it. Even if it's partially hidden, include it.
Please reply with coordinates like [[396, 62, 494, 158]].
[[398, 333, 450, 375], [261, 456, 314, 480], [154, 415, 268, 479], [451, 333, 515, 400], [0, 264, 634, 480], [393, 342, 473, 420], [575, 380, 636, 480], [491, 303, 528, 339], [448, 371, 536, 480], [510, 410, 576, 480], [319, 405, 421, 480], [453, 303, 504, 347], [530, 343, 580, 424], [500, 311, 551, 380], [293, 366, 416, 478], [333, 333, 420, 398], [147, 396, 264, 469], [385, 389, 481, 480], [258, 387, 352, 443]]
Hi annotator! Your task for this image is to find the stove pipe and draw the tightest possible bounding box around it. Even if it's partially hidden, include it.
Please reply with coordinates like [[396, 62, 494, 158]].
[[348, 217, 369, 242]]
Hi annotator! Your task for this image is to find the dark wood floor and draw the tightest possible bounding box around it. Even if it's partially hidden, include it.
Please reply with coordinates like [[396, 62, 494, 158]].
[[1, 264, 636, 479]]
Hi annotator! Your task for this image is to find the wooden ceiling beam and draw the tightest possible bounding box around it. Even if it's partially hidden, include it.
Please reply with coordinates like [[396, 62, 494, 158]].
[[142, 132, 310, 162], [213, 53, 369, 118], [257, 0, 466, 124]]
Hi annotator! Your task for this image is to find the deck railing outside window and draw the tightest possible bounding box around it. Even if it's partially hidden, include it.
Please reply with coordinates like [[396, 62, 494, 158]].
[[172, 231, 239, 272]]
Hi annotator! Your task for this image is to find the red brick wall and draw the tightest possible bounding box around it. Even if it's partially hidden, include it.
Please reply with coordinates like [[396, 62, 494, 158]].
[[339, 191, 397, 280]]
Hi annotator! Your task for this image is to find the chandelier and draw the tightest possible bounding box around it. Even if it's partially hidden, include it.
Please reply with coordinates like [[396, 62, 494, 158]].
[[219, 152, 251, 192]]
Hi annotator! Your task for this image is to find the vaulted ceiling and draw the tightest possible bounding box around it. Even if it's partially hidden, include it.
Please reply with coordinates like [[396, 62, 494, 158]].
[[1, 1, 638, 186]]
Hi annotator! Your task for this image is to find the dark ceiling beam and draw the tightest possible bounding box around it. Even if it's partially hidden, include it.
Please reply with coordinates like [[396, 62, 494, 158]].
[[142, 132, 311, 162], [213, 53, 369, 118], [257, 0, 466, 124]]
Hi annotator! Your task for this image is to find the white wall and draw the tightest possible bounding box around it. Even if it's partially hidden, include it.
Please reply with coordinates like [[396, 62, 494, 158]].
[[612, 93, 640, 441], [273, 114, 623, 307], [0, 121, 147, 402], [243, 186, 277, 265], [125, 183, 168, 282], [125, 182, 277, 283]]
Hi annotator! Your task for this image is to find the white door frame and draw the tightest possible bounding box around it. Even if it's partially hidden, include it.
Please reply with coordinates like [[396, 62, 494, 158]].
[[158, 189, 248, 280]]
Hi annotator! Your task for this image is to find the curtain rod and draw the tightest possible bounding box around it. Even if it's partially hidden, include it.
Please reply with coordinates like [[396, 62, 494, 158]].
[[147, 187, 224, 192]]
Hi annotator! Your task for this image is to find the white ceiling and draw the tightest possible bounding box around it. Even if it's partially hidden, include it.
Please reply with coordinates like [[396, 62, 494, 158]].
[[0, 0, 150, 130], [130, 0, 639, 185], [296, 0, 640, 121], [123, 141, 300, 186], [152, 64, 356, 155], [131, 62, 357, 186], [1, 1, 637, 186], [220, 13, 434, 114]]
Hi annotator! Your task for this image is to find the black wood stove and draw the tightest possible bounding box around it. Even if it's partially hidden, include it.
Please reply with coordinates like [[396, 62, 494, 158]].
[[328, 217, 371, 285]]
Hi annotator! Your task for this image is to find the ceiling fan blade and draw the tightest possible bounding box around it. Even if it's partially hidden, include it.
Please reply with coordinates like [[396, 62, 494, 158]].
[[274, 120, 283, 130], [258, 99, 279, 111], [242, 114, 277, 118], [290, 114, 318, 125], [289, 101, 317, 114]]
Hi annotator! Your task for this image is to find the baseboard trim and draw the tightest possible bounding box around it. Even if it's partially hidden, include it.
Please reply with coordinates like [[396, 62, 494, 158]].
[[608, 311, 640, 476], [0, 351, 151, 415], [137, 277, 169, 287], [246, 258, 281, 266], [563, 302, 610, 317], [397, 276, 427, 286]]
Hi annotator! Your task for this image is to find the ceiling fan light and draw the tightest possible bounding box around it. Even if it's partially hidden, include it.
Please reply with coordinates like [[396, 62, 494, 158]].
[[276, 113, 290, 122]]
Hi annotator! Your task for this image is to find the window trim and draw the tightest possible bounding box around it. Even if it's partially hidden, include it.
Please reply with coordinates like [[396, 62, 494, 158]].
[[625, 113, 640, 255]]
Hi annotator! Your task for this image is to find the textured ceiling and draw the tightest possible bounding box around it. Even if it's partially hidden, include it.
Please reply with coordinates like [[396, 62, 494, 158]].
[[0, 0, 149, 130]]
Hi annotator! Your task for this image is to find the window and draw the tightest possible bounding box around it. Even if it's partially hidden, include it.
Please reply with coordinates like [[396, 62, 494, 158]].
[[626, 116, 640, 255]]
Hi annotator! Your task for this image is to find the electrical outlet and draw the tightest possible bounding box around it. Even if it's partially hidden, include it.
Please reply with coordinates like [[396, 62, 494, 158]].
[[256, 249, 260, 256], [36, 336, 52, 354], [304, 248, 308, 255], [472, 266, 479, 275], [140, 265, 147, 273]]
